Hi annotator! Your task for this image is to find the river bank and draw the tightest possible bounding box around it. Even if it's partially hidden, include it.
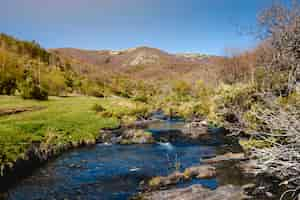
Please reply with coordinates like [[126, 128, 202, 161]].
[[0, 115, 284, 200], [0, 119, 161, 192], [0, 96, 144, 192], [0, 95, 292, 200]]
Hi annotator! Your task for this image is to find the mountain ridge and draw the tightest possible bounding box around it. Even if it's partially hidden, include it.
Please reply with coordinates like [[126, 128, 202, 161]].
[[49, 46, 222, 84]]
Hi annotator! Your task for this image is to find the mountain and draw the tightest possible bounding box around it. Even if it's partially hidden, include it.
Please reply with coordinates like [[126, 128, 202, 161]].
[[50, 46, 222, 84], [0, 32, 228, 98]]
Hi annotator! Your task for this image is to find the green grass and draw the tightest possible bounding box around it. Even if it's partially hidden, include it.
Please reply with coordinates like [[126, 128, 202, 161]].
[[0, 96, 121, 168]]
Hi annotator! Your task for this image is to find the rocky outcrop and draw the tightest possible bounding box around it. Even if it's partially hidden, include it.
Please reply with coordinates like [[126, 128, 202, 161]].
[[147, 165, 216, 190], [202, 152, 247, 164], [128, 52, 160, 66], [143, 185, 246, 200]]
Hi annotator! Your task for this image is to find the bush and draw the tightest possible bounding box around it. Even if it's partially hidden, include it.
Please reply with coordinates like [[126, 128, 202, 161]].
[[0, 78, 17, 95], [81, 80, 105, 97], [132, 94, 148, 103], [277, 92, 300, 109], [239, 138, 275, 150], [19, 77, 48, 100], [42, 70, 67, 96], [109, 77, 133, 98], [21, 85, 48, 100], [172, 80, 192, 101], [216, 83, 257, 111], [92, 104, 105, 112], [242, 103, 266, 131], [254, 67, 288, 95]]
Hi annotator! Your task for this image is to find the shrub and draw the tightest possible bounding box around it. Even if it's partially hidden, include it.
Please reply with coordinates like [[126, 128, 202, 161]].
[[0, 78, 17, 95], [172, 80, 192, 101], [81, 80, 105, 97], [92, 104, 105, 112], [42, 70, 67, 96], [242, 103, 266, 131], [239, 138, 275, 150], [216, 83, 257, 111], [19, 77, 48, 100], [277, 92, 300, 108], [254, 67, 288, 95], [21, 85, 48, 100], [132, 94, 148, 103]]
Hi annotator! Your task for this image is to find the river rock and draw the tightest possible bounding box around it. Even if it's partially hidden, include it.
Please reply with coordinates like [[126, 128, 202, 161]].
[[181, 121, 209, 139], [148, 172, 184, 189], [238, 160, 260, 176], [202, 152, 247, 164], [126, 120, 159, 129], [100, 128, 155, 144], [143, 184, 246, 200], [183, 165, 216, 179], [120, 129, 155, 144], [148, 165, 216, 189], [99, 128, 123, 143]]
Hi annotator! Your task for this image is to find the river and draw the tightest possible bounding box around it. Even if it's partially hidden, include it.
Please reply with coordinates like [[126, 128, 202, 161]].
[[1, 119, 253, 200]]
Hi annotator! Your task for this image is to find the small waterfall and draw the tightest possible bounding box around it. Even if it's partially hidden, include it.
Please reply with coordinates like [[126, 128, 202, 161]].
[[157, 142, 174, 150]]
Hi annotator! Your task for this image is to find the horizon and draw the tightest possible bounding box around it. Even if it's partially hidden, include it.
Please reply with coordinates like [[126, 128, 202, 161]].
[[1, 0, 281, 55]]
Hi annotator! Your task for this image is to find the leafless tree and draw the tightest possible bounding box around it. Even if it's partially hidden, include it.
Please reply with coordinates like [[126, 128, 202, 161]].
[[258, 0, 300, 94]]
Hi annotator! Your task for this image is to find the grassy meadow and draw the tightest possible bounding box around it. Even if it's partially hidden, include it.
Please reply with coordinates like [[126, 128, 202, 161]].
[[0, 95, 151, 169]]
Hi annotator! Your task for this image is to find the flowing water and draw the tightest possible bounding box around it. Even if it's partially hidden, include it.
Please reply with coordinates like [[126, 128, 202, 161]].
[[1, 119, 253, 200]]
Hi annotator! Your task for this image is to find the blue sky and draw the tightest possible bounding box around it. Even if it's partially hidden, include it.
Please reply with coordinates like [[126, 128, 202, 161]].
[[0, 0, 276, 55]]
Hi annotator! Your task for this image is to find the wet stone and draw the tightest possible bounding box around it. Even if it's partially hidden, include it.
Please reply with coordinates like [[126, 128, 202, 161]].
[[202, 152, 247, 164], [143, 184, 246, 200], [180, 121, 210, 140], [147, 165, 216, 190]]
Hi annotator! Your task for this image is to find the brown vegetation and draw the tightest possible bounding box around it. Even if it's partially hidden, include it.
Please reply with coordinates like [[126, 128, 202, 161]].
[[50, 47, 225, 85]]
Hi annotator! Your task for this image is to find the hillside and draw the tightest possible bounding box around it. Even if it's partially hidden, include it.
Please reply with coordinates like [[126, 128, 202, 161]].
[[0, 33, 77, 98], [50, 47, 222, 84], [0, 32, 253, 100]]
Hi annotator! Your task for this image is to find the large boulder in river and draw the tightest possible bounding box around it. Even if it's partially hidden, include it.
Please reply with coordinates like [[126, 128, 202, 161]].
[[183, 165, 216, 179], [143, 184, 246, 200], [100, 128, 155, 144], [148, 172, 184, 189], [147, 165, 216, 190], [120, 129, 155, 144], [181, 121, 210, 139]]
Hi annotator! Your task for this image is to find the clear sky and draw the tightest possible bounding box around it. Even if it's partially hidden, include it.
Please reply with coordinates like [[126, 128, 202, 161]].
[[0, 0, 277, 55]]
